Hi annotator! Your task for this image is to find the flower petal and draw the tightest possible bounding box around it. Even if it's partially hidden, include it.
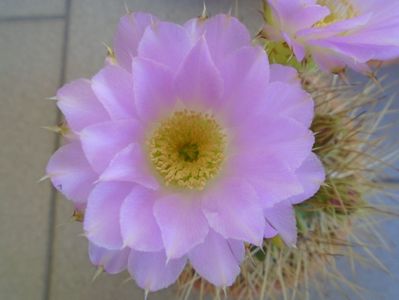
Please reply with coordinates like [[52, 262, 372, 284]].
[[310, 47, 347, 72], [263, 82, 314, 127], [113, 12, 158, 71], [91, 65, 136, 120], [46, 142, 97, 209], [80, 119, 143, 173], [56, 79, 109, 132], [128, 250, 186, 292], [99, 143, 159, 190], [229, 152, 304, 207], [120, 186, 163, 252], [84, 182, 132, 249], [298, 13, 372, 41], [174, 38, 223, 110], [154, 194, 209, 259], [229, 239, 245, 263], [289, 152, 325, 204], [311, 38, 399, 63], [269, 64, 300, 85], [185, 14, 251, 67], [138, 21, 192, 71], [264, 221, 278, 238], [132, 57, 176, 123], [88, 242, 130, 274], [268, 0, 330, 32], [189, 230, 243, 287], [202, 178, 265, 246], [219, 46, 269, 124], [264, 201, 297, 247], [234, 116, 314, 173]]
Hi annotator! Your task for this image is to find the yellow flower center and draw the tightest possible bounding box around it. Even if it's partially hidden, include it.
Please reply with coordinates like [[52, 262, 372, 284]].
[[315, 0, 357, 27], [148, 110, 226, 190]]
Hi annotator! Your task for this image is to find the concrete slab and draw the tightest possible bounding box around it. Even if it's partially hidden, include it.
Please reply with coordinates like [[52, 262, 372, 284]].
[[0, 0, 65, 18], [0, 20, 63, 300]]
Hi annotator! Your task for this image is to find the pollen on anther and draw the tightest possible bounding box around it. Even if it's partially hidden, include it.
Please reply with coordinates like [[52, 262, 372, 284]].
[[148, 110, 226, 190]]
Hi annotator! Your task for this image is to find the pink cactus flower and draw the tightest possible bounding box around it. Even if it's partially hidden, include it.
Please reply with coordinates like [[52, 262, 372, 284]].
[[47, 13, 324, 292], [264, 0, 399, 73]]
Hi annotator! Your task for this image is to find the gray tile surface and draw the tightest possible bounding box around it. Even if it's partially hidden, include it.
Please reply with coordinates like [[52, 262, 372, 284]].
[[0, 0, 398, 300], [0, 0, 65, 18], [0, 20, 63, 300]]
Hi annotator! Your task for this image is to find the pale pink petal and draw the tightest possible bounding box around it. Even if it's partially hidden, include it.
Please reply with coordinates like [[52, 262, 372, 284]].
[[268, 0, 330, 31], [351, 0, 397, 15], [84, 182, 132, 249], [297, 13, 372, 40], [263, 81, 314, 127], [57, 79, 109, 132], [269, 64, 300, 85], [311, 38, 399, 64], [80, 119, 143, 173], [183, 17, 202, 42], [264, 201, 297, 246], [229, 153, 304, 207], [189, 230, 243, 287], [289, 153, 325, 204], [202, 178, 265, 246], [265, 0, 399, 73], [311, 48, 347, 73], [113, 12, 158, 71], [88, 242, 130, 274], [339, 25, 399, 45], [291, 40, 306, 61], [128, 250, 186, 292], [228, 239, 245, 263], [234, 116, 314, 171], [99, 143, 159, 190], [91, 65, 136, 120], [154, 194, 209, 259], [138, 21, 192, 71], [174, 38, 223, 110], [132, 57, 176, 123], [264, 221, 278, 238], [185, 14, 251, 67], [120, 186, 163, 252], [46, 142, 97, 209], [291, 4, 330, 30], [218, 46, 269, 124]]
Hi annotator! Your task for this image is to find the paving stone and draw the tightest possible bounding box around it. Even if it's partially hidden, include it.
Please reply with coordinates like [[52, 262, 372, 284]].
[[0, 0, 65, 18], [0, 20, 63, 300]]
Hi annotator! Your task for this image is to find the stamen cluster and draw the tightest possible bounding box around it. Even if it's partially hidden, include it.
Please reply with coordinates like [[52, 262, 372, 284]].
[[148, 110, 226, 190]]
